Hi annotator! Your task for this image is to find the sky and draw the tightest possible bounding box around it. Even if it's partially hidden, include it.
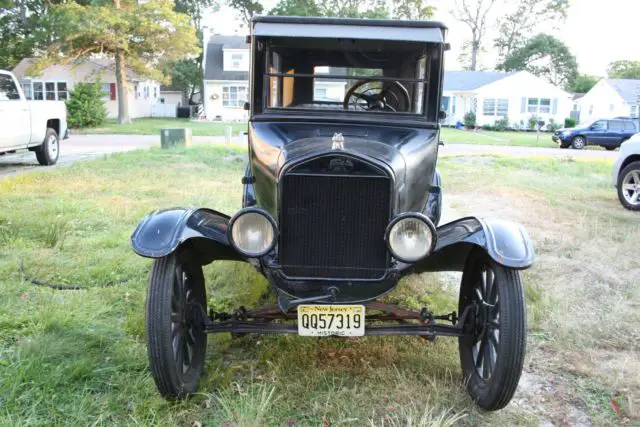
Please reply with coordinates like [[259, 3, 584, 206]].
[[202, 0, 640, 76]]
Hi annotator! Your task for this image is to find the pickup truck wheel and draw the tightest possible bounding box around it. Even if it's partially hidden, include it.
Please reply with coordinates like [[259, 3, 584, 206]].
[[35, 128, 60, 166], [571, 136, 586, 150], [458, 249, 526, 410], [617, 161, 640, 211], [147, 251, 208, 399], [605, 146, 617, 151]]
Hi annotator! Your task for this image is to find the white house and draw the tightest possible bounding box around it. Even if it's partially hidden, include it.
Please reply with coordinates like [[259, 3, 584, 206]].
[[577, 79, 640, 123], [441, 70, 573, 128], [202, 34, 346, 121], [11, 58, 163, 119]]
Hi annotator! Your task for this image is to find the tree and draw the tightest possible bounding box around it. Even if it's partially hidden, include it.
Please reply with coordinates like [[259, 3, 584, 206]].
[[268, 0, 388, 18], [37, 0, 198, 124], [494, 0, 568, 58], [167, 59, 202, 104], [498, 34, 578, 88], [390, 0, 434, 20], [227, 0, 263, 26], [607, 60, 640, 79], [567, 74, 599, 93], [65, 82, 108, 128], [452, 0, 497, 71]]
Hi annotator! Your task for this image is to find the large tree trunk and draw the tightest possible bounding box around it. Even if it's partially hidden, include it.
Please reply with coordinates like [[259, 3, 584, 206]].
[[113, 0, 130, 124], [114, 50, 131, 124], [470, 30, 479, 71]]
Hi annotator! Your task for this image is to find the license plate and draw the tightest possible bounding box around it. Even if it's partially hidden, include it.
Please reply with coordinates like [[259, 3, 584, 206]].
[[297, 305, 365, 337]]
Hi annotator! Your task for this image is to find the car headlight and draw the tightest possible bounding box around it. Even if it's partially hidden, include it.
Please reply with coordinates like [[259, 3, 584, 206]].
[[228, 208, 277, 257], [385, 213, 437, 262], [562, 131, 572, 136]]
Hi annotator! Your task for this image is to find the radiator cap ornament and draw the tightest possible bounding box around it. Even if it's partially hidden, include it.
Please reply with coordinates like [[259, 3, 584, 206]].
[[331, 133, 344, 150]]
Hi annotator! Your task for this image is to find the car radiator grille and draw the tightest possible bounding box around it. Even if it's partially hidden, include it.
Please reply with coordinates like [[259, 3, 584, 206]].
[[279, 173, 391, 279]]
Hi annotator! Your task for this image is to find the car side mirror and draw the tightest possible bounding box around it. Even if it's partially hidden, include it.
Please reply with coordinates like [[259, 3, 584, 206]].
[[438, 110, 447, 121]]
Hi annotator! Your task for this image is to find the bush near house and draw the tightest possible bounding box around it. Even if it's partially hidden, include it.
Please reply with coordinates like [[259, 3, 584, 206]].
[[463, 111, 476, 129], [528, 115, 539, 130], [564, 117, 577, 128], [493, 116, 509, 132], [547, 118, 561, 132], [65, 82, 108, 128]]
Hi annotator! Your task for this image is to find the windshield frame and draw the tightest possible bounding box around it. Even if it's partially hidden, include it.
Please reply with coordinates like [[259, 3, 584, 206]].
[[249, 36, 445, 126]]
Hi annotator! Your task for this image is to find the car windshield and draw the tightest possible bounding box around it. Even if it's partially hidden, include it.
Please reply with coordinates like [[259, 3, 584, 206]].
[[264, 37, 428, 116]]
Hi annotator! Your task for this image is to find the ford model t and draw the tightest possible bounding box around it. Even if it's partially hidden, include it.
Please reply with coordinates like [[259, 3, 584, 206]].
[[132, 16, 534, 410]]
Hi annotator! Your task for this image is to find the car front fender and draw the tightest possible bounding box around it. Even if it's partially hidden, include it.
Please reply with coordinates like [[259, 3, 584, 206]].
[[131, 208, 246, 265], [400, 217, 534, 274]]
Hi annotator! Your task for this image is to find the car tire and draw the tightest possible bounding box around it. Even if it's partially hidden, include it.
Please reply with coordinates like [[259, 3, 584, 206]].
[[559, 142, 570, 149], [458, 249, 526, 411], [146, 251, 208, 399], [35, 128, 60, 166], [571, 136, 586, 150], [605, 146, 617, 151], [617, 161, 640, 211]]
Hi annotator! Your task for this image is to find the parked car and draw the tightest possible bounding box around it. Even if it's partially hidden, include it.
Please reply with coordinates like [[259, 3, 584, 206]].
[[552, 118, 637, 150], [612, 134, 640, 210], [131, 16, 535, 411], [0, 69, 67, 165]]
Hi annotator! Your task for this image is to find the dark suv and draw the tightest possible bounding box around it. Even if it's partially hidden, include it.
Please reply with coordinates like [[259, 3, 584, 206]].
[[552, 118, 638, 150]]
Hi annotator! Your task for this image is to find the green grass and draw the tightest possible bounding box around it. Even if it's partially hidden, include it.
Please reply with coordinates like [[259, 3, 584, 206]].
[[71, 118, 247, 137], [440, 127, 558, 147], [0, 148, 637, 425]]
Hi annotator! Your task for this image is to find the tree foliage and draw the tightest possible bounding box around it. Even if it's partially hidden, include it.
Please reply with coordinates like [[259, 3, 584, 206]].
[[566, 73, 599, 93], [390, 0, 434, 20], [452, 0, 497, 71], [494, 0, 568, 58], [35, 0, 198, 123], [227, 0, 263, 26], [269, 0, 388, 18], [167, 58, 202, 104], [607, 60, 640, 79], [65, 82, 108, 128], [498, 34, 577, 88]]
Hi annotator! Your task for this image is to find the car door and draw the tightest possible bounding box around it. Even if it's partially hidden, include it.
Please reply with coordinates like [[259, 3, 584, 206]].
[[604, 120, 625, 148], [0, 73, 30, 150], [586, 120, 607, 146]]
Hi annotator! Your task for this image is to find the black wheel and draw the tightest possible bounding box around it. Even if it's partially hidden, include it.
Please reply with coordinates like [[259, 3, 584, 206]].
[[35, 128, 59, 165], [605, 146, 617, 151], [559, 142, 570, 149], [146, 251, 207, 399], [458, 249, 526, 410], [617, 161, 640, 211], [571, 135, 586, 149]]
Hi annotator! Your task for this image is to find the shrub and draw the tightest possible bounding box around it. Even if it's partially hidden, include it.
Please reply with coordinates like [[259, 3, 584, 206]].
[[463, 111, 476, 129], [564, 117, 577, 128], [528, 115, 539, 130], [65, 82, 108, 128], [493, 116, 509, 132], [481, 124, 494, 131], [547, 118, 561, 132]]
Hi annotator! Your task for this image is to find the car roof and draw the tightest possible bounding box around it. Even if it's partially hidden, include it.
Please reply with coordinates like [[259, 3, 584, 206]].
[[251, 15, 447, 44]]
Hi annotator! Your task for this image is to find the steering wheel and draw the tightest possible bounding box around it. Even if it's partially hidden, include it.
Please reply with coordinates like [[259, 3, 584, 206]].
[[343, 79, 410, 112]]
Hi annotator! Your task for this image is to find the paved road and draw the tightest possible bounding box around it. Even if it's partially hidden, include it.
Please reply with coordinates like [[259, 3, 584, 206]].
[[0, 134, 617, 178]]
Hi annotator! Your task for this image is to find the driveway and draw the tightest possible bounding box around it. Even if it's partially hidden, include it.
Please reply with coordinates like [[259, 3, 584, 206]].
[[0, 134, 617, 178]]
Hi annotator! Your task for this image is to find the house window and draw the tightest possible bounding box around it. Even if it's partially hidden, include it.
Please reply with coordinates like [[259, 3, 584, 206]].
[[222, 84, 247, 108], [528, 98, 551, 114], [483, 98, 509, 116], [153, 86, 157, 98], [33, 82, 44, 100], [589, 105, 594, 115], [57, 82, 68, 100], [441, 95, 450, 113], [631, 105, 638, 118], [101, 83, 111, 98], [314, 87, 327, 99], [22, 82, 33, 100], [231, 53, 243, 69]]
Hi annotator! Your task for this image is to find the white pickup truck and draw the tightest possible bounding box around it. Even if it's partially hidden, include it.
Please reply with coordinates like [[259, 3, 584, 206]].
[[0, 69, 67, 165]]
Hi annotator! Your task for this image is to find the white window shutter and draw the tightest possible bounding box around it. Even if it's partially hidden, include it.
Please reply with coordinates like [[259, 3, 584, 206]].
[[521, 97, 527, 113], [552, 98, 558, 115]]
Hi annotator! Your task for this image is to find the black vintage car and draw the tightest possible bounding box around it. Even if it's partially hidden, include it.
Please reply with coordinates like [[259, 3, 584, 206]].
[[131, 16, 534, 410]]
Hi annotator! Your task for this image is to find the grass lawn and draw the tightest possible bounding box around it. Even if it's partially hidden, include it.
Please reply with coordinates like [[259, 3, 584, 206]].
[[71, 118, 247, 137], [440, 127, 558, 148], [0, 148, 638, 425]]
